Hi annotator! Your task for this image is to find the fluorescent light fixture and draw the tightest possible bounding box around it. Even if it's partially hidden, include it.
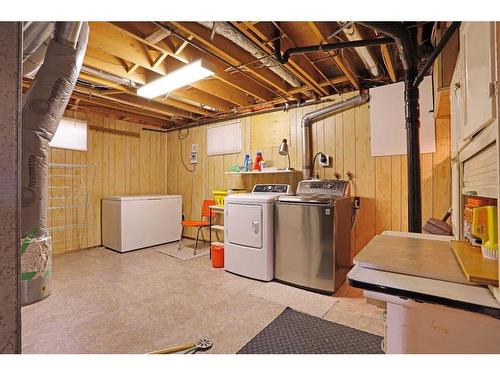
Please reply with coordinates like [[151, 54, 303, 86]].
[[137, 59, 214, 99]]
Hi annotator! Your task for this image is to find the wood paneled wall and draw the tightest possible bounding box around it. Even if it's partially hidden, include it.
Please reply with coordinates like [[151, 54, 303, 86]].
[[48, 112, 168, 254], [167, 92, 451, 256]]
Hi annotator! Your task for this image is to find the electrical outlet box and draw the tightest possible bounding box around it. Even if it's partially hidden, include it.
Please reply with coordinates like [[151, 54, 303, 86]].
[[319, 154, 331, 167], [190, 143, 198, 164]]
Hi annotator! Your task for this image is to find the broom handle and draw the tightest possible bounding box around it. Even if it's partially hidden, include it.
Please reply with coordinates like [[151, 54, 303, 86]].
[[149, 342, 195, 354], [442, 208, 452, 222]]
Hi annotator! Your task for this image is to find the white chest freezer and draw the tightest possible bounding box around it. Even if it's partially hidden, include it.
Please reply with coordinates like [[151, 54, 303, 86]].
[[101, 195, 182, 252]]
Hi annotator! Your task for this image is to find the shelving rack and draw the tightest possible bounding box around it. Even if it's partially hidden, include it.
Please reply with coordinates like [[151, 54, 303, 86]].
[[47, 163, 96, 253]]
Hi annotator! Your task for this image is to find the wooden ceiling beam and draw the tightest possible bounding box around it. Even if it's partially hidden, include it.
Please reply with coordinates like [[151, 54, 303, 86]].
[[307, 22, 359, 90], [78, 72, 215, 117], [73, 85, 195, 119], [81, 51, 243, 110], [84, 46, 147, 84], [380, 44, 397, 82], [110, 22, 275, 102], [144, 28, 171, 45], [288, 76, 351, 94], [108, 22, 187, 64], [237, 21, 327, 97], [170, 22, 293, 98], [190, 78, 250, 107], [71, 94, 172, 122], [175, 35, 193, 55], [73, 104, 172, 128], [88, 22, 171, 76], [89, 22, 258, 107], [173, 87, 234, 112], [180, 45, 273, 102]]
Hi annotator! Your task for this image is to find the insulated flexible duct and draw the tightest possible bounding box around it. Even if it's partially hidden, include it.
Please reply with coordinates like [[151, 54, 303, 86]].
[[197, 22, 303, 88], [338, 22, 381, 78], [20, 22, 88, 305], [301, 92, 369, 180], [22, 22, 55, 78]]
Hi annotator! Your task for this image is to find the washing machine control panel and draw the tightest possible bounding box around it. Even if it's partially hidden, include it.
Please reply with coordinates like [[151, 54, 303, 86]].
[[297, 180, 349, 196], [252, 184, 291, 194]]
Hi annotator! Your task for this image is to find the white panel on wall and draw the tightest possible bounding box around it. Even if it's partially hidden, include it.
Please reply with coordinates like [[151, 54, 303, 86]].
[[49, 117, 88, 151], [369, 75, 436, 156], [207, 120, 242, 156]]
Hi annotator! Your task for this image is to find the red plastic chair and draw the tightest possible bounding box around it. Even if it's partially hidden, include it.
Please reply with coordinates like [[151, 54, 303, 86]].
[[178, 199, 217, 255]]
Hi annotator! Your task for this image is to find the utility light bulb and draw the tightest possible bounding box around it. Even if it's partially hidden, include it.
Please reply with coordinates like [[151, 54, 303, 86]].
[[137, 59, 214, 99]]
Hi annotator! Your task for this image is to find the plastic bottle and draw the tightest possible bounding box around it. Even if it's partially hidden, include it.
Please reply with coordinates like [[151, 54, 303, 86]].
[[253, 152, 264, 171], [243, 154, 250, 172]]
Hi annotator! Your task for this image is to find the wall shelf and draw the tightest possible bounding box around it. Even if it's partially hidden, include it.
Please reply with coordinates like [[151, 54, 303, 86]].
[[224, 170, 301, 175]]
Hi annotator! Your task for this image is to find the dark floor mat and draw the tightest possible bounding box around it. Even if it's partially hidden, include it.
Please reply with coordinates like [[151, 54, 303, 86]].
[[237, 307, 384, 354]]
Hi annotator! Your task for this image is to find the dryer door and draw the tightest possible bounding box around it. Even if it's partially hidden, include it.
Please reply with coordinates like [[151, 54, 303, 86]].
[[226, 203, 263, 249]]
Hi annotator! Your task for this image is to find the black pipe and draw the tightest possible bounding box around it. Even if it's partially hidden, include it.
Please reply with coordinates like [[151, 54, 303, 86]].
[[414, 22, 461, 87], [360, 22, 422, 233], [274, 36, 394, 64]]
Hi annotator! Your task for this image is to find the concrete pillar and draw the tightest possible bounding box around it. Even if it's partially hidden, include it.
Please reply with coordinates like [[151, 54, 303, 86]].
[[0, 22, 22, 354]]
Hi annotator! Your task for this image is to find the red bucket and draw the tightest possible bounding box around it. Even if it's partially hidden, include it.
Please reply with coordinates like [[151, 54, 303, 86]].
[[211, 244, 224, 268]]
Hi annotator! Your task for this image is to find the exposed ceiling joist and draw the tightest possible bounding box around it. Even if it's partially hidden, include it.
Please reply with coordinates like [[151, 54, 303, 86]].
[[170, 22, 293, 99], [381, 44, 397, 82], [78, 72, 214, 117], [234, 22, 326, 97], [307, 22, 360, 90]]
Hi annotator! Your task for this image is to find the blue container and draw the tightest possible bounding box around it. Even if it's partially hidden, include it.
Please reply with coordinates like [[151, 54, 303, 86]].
[[243, 154, 250, 172]]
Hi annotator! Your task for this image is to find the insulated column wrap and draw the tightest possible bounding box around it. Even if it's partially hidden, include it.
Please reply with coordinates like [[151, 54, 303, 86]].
[[21, 22, 88, 238], [20, 22, 88, 305]]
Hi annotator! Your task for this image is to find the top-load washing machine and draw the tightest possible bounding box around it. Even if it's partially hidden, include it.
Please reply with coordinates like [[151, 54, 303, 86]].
[[224, 184, 292, 281], [274, 179, 354, 294]]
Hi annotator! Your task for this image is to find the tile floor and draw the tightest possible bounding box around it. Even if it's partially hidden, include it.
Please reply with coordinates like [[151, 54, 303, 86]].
[[22, 240, 384, 354]]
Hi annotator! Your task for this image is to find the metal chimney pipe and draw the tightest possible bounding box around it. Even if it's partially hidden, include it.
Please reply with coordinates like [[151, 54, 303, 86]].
[[359, 22, 422, 232], [301, 92, 369, 180]]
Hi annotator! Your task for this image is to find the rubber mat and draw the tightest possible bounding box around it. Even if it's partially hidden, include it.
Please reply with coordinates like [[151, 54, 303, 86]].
[[237, 307, 384, 354]]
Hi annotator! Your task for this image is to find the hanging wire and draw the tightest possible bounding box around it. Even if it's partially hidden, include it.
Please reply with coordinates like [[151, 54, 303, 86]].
[[178, 129, 196, 173]]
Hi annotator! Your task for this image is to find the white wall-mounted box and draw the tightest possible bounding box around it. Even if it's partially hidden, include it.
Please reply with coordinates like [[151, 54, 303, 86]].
[[369, 75, 436, 157]]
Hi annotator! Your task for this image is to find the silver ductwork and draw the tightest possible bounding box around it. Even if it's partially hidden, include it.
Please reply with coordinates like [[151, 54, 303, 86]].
[[197, 22, 303, 88], [339, 22, 381, 78], [22, 22, 55, 78], [302, 92, 369, 179], [22, 22, 54, 62], [20, 22, 89, 305]]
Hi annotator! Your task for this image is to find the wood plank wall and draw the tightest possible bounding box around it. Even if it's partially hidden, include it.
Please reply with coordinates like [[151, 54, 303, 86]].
[[167, 92, 451, 257], [48, 111, 168, 255]]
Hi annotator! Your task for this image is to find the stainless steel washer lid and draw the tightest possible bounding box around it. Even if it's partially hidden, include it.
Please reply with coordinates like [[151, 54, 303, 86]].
[[277, 195, 334, 204]]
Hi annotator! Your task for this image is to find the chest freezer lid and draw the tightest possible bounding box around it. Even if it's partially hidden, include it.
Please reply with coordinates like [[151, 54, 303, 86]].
[[102, 195, 182, 201]]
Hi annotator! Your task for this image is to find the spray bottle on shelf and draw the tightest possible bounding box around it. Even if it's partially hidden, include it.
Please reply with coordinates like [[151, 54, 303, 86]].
[[253, 151, 264, 171], [243, 154, 251, 172]]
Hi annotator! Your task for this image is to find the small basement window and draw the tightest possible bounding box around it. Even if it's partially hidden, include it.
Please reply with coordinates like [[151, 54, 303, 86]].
[[49, 117, 88, 151], [207, 119, 242, 156]]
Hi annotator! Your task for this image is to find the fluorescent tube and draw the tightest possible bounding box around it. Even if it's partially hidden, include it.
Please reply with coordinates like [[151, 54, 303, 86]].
[[137, 59, 214, 99]]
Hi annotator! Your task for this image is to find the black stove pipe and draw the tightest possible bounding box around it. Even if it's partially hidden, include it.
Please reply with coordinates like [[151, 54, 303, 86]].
[[360, 22, 422, 233], [274, 37, 395, 64]]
